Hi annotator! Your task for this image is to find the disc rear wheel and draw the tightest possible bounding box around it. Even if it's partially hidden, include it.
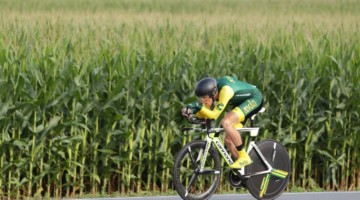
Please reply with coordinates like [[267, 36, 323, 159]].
[[245, 139, 291, 200]]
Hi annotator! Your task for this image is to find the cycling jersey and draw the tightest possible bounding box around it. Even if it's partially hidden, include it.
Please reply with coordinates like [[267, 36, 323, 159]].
[[194, 76, 263, 122]]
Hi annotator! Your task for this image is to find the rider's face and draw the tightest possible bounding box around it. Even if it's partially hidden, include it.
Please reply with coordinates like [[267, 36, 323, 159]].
[[198, 95, 213, 108]]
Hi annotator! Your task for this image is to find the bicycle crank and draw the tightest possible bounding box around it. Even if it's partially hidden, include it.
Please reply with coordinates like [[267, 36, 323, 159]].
[[228, 171, 247, 189]]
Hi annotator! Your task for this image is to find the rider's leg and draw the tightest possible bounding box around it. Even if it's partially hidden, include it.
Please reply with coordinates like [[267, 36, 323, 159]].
[[224, 122, 244, 159], [222, 111, 243, 159], [228, 97, 263, 169], [225, 108, 253, 169]]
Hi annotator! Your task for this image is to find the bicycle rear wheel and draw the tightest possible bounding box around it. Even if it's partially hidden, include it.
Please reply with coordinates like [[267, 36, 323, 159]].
[[245, 139, 291, 200], [173, 140, 221, 200]]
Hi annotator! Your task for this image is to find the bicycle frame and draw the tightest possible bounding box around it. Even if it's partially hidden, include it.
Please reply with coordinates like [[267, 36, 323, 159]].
[[194, 127, 273, 178]]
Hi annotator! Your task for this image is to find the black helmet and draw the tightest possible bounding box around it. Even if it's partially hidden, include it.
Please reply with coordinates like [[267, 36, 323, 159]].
[[195, 77, 218, 98]]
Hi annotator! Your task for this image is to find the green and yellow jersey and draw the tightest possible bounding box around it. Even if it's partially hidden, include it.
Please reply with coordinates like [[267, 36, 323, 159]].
[[190, 76, 263, 122]]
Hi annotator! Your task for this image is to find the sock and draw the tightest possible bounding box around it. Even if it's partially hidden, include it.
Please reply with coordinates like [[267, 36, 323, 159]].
[[236, 144, 244, 151]]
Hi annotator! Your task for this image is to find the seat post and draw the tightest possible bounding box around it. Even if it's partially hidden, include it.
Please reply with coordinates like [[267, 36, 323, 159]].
[[250, 119, 254, 127]]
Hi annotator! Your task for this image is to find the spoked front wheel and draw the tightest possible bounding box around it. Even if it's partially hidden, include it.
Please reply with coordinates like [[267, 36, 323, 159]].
[[173, 140, 221, 200], [245, 139, 291, 200]]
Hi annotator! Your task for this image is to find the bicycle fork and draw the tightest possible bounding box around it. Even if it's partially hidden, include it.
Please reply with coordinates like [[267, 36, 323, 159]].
[[199, 138, 212, 171], [199, 137, 221, 175]]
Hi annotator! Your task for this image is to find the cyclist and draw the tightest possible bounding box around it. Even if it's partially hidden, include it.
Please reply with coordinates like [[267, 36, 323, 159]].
[[182, 76, 263, 169]]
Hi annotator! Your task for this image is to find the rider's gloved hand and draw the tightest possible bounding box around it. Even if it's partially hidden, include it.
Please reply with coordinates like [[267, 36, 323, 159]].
[[182, 101, 203, 118], [182, 107, 193, 118]]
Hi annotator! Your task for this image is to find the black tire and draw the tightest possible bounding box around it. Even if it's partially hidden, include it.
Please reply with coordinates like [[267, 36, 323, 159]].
[[173, 140, 221, 200], [245, 139, 291, 200]]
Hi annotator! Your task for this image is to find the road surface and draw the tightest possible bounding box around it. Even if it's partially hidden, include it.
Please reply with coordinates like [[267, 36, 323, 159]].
[[70, 191, 360, 200]]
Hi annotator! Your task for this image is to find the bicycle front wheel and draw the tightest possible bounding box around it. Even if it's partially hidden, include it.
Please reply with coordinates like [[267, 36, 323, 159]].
[[245, 139, 291, 200], [173, 140, 221, 200]]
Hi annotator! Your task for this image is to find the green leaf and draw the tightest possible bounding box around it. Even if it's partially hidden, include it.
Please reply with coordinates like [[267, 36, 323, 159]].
[[57, 151, 66, 159], [29, 124, 44, 134], [98, 149, 116, 155], [335, 103, 346, 109], [316, 149, 335, 161], [315, 117, 327, 124], [41, 116, 62, 139], [13, 139, 27, 151]]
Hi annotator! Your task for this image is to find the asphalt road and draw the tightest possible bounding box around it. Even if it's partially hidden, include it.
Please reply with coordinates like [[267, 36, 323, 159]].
[[71, 192, 360, 200]]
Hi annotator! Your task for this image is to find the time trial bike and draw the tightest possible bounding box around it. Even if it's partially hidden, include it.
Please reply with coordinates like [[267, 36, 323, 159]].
[[172, 108, 291, 200]]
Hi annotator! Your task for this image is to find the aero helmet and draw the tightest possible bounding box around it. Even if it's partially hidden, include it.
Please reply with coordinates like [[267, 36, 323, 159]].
[[195, 77, 218, 98]]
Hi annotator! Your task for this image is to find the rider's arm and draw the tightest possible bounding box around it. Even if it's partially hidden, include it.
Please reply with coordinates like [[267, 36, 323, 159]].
[[184, 101, 210, 119], [197, 86, 234, 119]]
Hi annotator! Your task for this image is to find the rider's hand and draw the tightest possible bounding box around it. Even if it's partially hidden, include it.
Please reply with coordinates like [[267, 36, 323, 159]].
[[182, 107, 193, 118], [182, 101, 203, 119]]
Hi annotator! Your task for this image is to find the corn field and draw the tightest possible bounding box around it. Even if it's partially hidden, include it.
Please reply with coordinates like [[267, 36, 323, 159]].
[[0, 0, 359, 198]]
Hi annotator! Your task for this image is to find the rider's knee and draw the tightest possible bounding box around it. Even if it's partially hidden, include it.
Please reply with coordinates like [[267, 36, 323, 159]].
[[221, 118, 232, 128]]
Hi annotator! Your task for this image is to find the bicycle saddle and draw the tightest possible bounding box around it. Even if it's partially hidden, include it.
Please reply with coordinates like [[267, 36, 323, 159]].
[[250, 107, 266, 121]]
